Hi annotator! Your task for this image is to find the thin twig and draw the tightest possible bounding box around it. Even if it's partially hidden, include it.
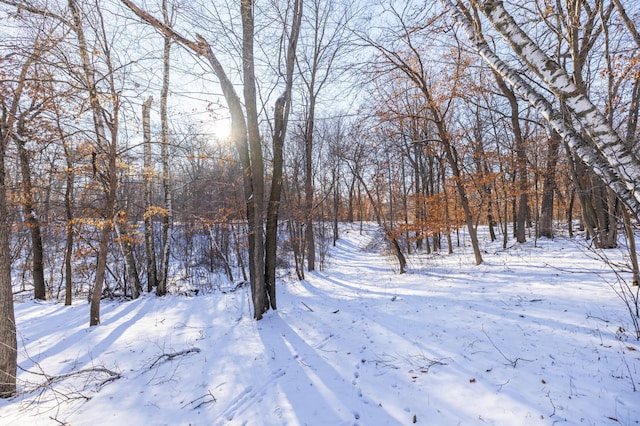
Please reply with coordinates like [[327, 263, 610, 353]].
[[482, 327, 533, 368], [546, 391, 556, 417], [181, 390, 217, 409]]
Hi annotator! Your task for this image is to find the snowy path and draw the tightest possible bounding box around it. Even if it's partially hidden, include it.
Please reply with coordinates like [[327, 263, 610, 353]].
[[1, 223, 638, 425]]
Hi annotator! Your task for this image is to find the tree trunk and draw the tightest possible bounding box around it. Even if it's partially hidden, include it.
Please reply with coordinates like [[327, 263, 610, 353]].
[[64, 157, 74, 305], [158, 0, 172, 297], [492, 71, 527, 243], [438, 124, 483, 264], [55, 108, 75, 306], [333, 168, 339, 246], [14, 131, 46, 300], [142, 96, 157, 293], [0, 123, 17, 398], [304, 105, 316, 272], [538, 129, 560, 238], [69, 0, 119, 326], [265, 0, 303, 309], [240, 0, 269, 319], [622, 208, 640, 286], [115, 213, 141, 298]]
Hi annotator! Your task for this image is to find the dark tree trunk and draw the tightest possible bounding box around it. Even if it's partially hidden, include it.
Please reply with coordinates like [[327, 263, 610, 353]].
[[494, 73, 527, 243], [265, 0, 302, 309], [115, 215, 141, 298], [15, 135, 46, 300], [0, 124, 17, 398], [538, 130, 561, 238]]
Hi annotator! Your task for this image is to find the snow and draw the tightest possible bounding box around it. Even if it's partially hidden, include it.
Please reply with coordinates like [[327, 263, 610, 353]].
[[1, 223, 639, 425]]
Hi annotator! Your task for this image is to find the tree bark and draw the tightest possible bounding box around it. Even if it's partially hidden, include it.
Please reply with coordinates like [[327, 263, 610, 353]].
[[14, 129, 46, 299], [538, 129, 560, 238], [63, 145, 74, 306], [142, 96, 157, 293], [443, 0, 640, 221], [115, 213, 141, 298], [0, 116, 17, 399], [240, 0, 268, 318], [158, 0, 172, 297], [142, 96, 158, 293], [304, 95, 317, 273], [493, 73, 527, 243]]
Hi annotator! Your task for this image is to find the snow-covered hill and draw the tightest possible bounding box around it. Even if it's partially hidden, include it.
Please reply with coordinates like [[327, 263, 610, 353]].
[[1, 223, 638, 425]]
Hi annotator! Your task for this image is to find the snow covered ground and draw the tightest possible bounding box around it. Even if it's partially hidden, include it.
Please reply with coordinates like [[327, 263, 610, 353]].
[[1, 223, 639, 425]]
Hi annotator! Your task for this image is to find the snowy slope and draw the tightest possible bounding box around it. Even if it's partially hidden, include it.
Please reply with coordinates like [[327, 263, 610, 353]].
[[0, 223, 638, 425]]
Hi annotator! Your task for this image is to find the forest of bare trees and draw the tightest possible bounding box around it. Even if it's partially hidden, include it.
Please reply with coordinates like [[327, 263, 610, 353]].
[[1, 0, 639, 397]]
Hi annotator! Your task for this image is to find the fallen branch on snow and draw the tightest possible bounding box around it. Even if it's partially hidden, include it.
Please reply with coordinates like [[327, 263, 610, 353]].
[[149, 347, 201, 369], [181, 390, 216, 409], [17, 365, 122, 398]]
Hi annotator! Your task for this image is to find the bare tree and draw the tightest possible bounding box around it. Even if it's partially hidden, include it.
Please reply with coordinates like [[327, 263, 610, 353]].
[[364, 4, 484, 264], [120, 0, 303, 318], [66, 0, 126, 325], [295, 0, 351, 272], [443, 0, 640, 221], [264, 0, 303, 308]]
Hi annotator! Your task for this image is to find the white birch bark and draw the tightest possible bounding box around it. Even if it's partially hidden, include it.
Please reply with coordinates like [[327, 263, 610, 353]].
[[442, 0, 640, 219]]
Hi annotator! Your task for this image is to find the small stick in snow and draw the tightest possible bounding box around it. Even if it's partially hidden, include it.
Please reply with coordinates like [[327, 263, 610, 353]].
[[182, 390, 216, 409], [301, 301, 314, 312], [482, 327, 533, 368], [149, 347, 201, 369]]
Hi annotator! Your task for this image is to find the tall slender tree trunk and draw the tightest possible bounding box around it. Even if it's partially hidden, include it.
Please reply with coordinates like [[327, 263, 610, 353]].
[[69, 0, 118, 326], [158, 0, 172, 296], [115, 214, 141, 298], [434, 116, 483, 264], [142, 96, 157, 292], [494, 73, 527, 243], [1, 52, 45, 300], [0, 124, 17, 398], [538, 129, 561, 238], [55, 109, 75, 306], [265, 0, 303, 309], [304, 97, 316, 273], [14, 129, 46, 299], [63, 153, 74, 306], [333, 167, 339, 246], [241, 0, 268, 318]]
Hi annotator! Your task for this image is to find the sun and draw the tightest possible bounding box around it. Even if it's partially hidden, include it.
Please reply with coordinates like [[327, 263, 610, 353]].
[[209, 117, 231, 141]]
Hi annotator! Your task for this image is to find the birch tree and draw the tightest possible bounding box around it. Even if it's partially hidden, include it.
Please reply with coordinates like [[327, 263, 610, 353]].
[[443, 0, 640, 221], [157, 0, 173, 297]]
